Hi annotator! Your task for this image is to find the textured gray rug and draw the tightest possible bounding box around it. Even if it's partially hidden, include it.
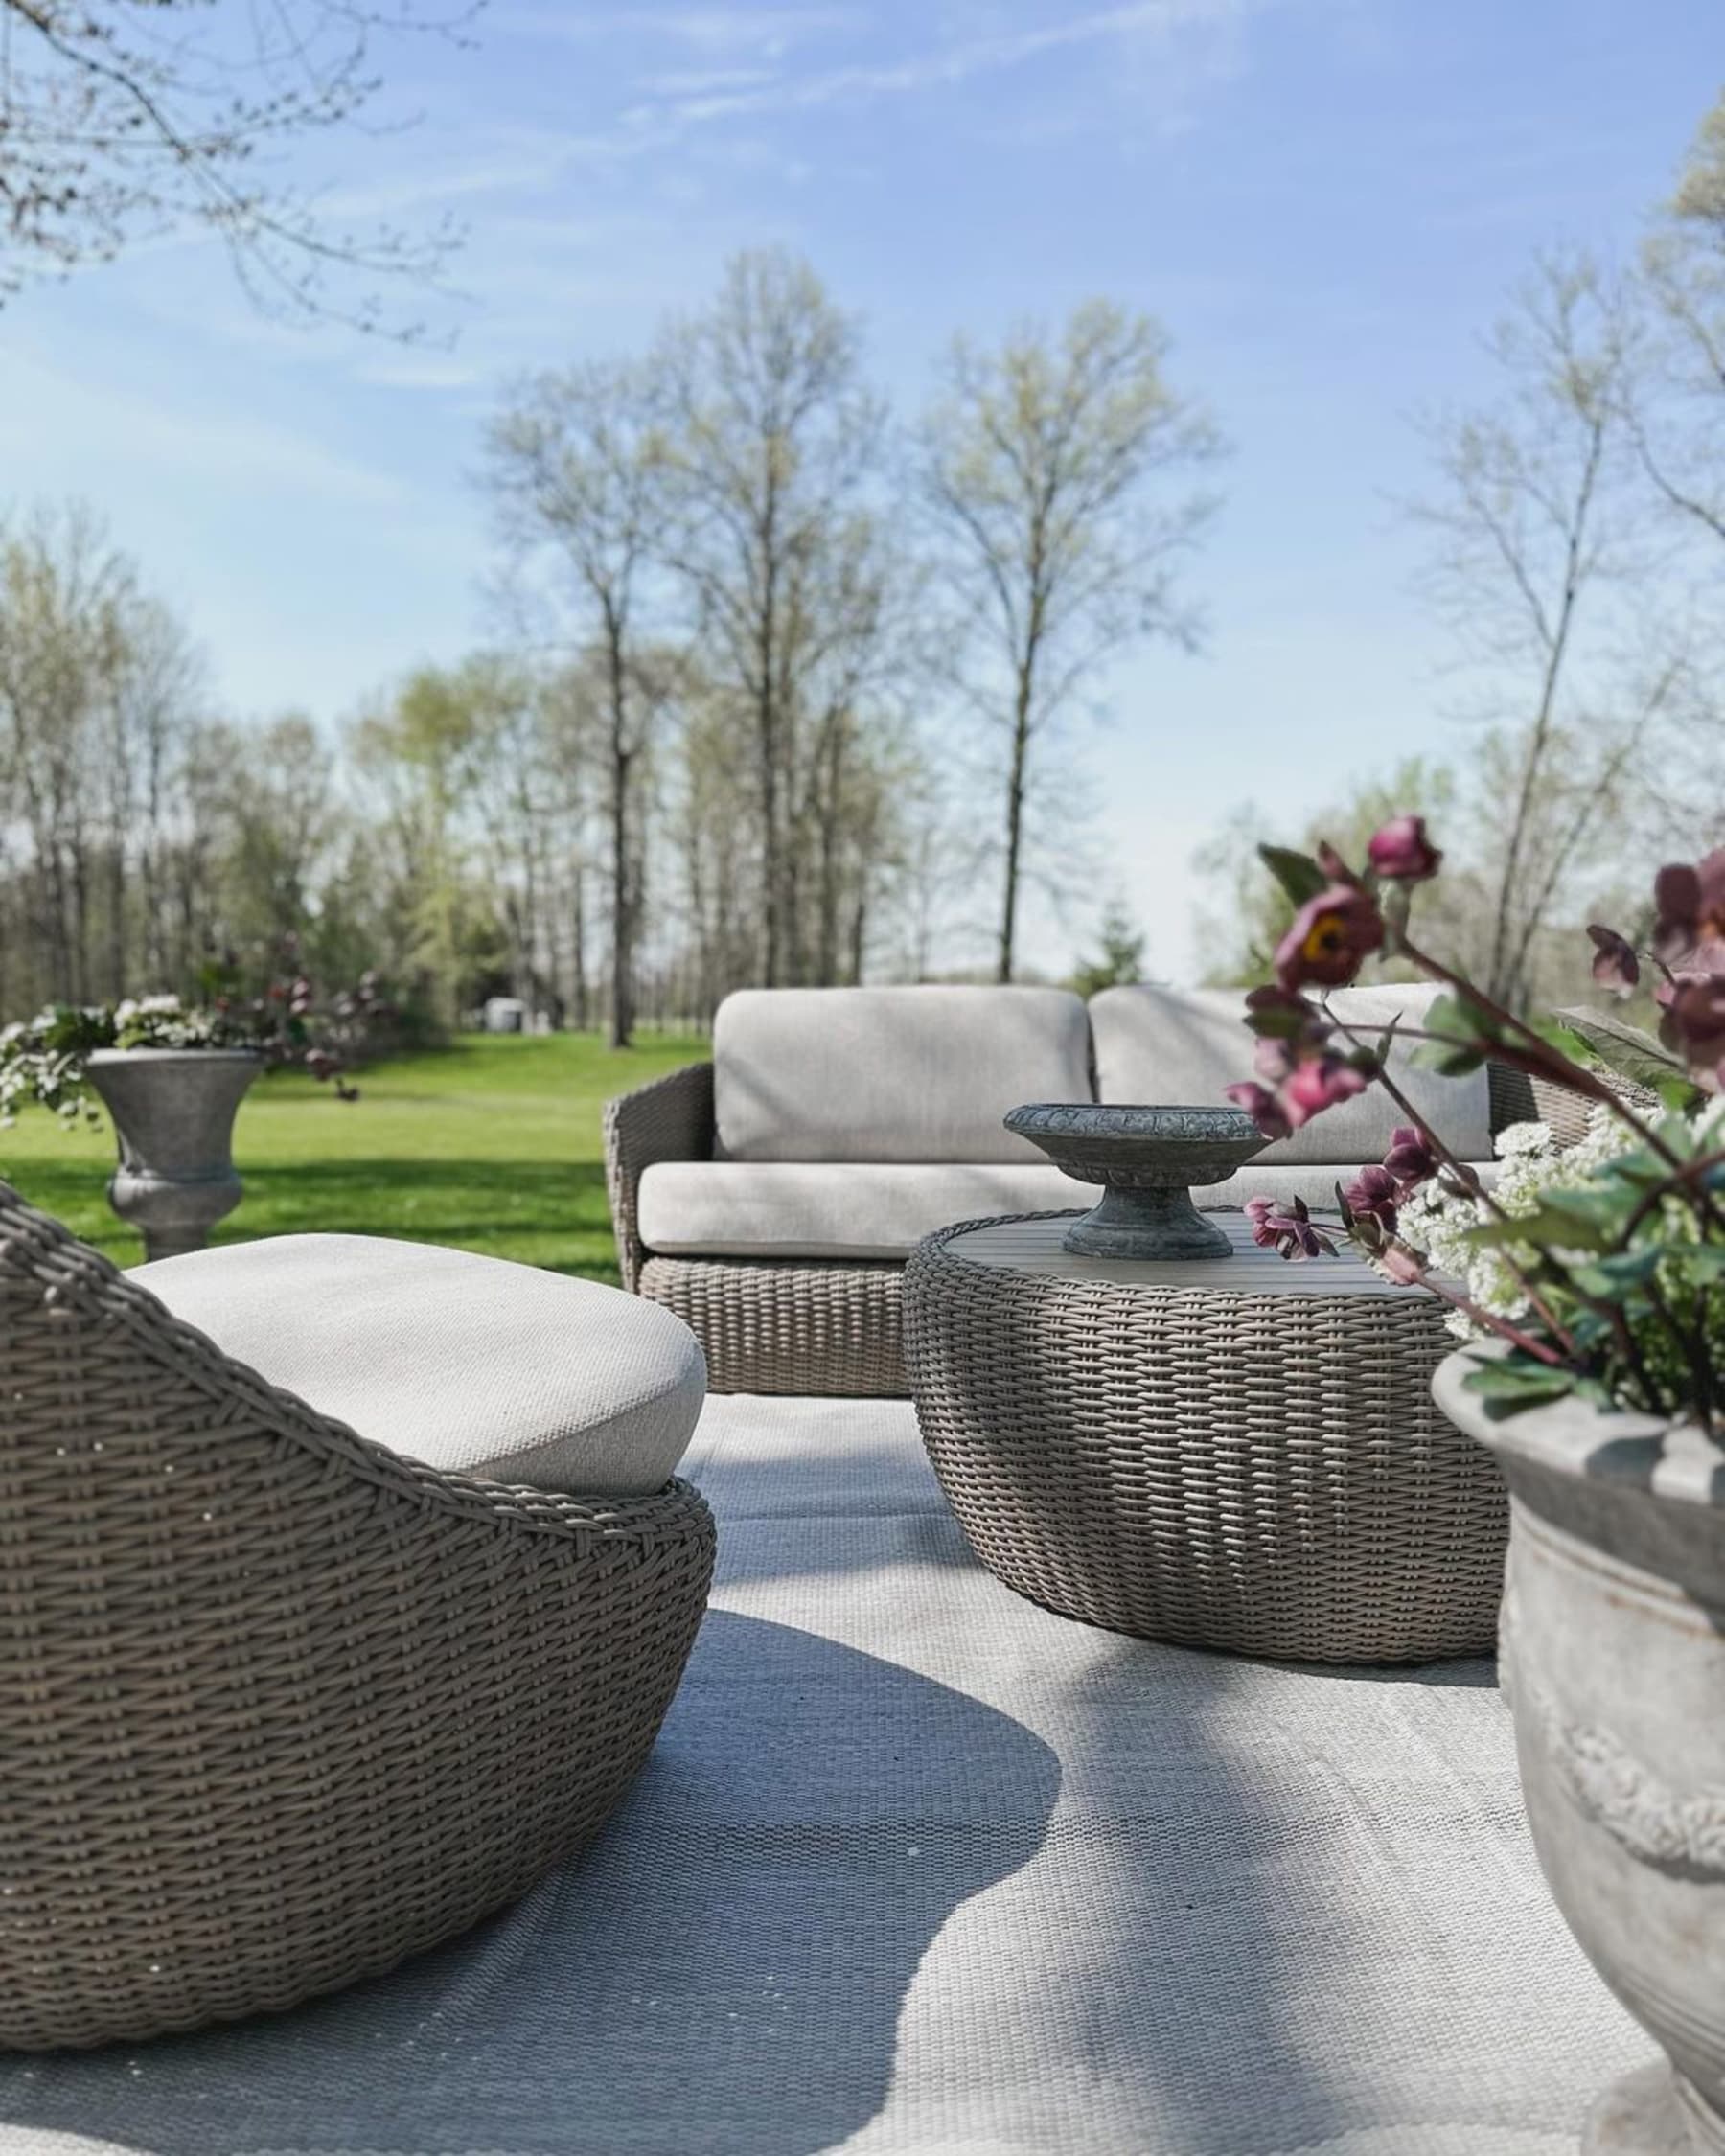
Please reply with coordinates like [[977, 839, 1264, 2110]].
[[0, 1396, 1647, 2155]]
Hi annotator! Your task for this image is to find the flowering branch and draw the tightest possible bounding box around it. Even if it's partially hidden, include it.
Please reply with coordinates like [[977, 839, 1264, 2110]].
[[1226, 817, 1725, 1432]]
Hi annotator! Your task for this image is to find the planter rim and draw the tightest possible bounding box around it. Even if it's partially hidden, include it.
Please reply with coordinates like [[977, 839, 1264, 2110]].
[[87, 1047, 264, 1066], [1434, 1344, 1723, 1511]]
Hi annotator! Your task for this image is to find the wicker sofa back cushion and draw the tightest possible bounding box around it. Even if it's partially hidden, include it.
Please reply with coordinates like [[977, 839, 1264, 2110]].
[[136, 1233, 707, 1497], [713, 986, 1094, 1164], [1089, 982, 1495, 1166]]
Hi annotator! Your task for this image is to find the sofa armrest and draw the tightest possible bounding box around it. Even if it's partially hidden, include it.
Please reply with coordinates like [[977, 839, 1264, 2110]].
[[605, 1061, 715, 1291]]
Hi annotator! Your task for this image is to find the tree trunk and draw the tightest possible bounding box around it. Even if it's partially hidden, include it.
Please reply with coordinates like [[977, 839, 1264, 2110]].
[[997, 666, 1034, 985], [605, 610, 635, 1050], [571, 864, 589, 1032]]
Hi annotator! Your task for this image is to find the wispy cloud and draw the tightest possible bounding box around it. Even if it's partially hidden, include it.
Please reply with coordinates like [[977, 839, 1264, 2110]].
[[565, 0, 1256, 146], [0, 345, 405, 508], [508, 5, 865, 59]]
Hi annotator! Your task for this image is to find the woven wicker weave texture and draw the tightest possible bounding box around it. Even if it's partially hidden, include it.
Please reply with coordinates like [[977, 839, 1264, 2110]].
[[0, 1181, 716, 2052], [608, 1057, 1563, 1399], [904, 1212, 1508, 1664]]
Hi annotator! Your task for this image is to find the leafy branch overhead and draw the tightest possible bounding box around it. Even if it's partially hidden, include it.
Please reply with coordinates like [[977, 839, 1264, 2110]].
[[0, 0, 478, 333]]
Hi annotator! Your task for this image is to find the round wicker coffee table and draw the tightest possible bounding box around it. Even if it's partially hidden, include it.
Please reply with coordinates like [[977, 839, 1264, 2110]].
[[903, 1211, 1507, 1663]]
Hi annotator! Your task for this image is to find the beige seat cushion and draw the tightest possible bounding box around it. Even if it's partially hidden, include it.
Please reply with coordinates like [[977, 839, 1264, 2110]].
[[713, 986, 1093, 1164], [638, 1158, 1497, 1259], [136, 1234, 706, 1497], [1088, 982, 1493, 1166], [638, 1161, 1093, 1260]]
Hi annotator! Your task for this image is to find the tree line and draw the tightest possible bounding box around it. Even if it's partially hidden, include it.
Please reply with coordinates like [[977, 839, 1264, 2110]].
[[0, 253, 1219, 1043]]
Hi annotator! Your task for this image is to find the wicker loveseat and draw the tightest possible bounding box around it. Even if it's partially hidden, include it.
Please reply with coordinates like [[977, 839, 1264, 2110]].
[[0, 1186, 716, 2051], [608, 982, 1547, 1396]]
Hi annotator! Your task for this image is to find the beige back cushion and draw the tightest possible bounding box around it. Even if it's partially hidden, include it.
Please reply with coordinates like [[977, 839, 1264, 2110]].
[[1088, 982, 1494, 1166], [713, 986, 1094, 1163]]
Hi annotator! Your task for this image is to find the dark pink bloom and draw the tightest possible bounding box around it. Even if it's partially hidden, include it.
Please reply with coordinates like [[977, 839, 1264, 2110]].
[[1280, 1053, 1368, 1129], [1587, 925, 1640, 995], [1653, 853, 1725, 964], [1226, 1082, 1293, 1143], [1341, 1163, 1398, 1231], [1383, 1125, 1438, 1192], [1657, 956, 1725, 1080], [1246, 1193, 1337, 1261], [1367, 814, 1443, 883], [1274, 884, 1385, 993]]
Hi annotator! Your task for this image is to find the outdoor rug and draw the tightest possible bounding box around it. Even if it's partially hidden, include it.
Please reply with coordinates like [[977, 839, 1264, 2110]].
[[0, 1395, 1648, 2155]]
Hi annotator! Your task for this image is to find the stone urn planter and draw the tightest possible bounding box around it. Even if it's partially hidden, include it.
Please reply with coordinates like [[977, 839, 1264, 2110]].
[[84, 1048, 264, 1260], [1002, 1102, 1268, 1260], [1433, 1351, 1725, 2155]]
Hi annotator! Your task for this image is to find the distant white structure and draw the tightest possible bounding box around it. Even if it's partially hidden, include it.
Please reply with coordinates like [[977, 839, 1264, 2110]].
[[483, 997, 528, 1035]]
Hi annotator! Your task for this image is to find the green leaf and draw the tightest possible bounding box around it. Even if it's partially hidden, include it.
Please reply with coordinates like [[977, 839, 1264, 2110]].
[[1258, 844, 1329, 908], [1461, 1358, 1580, 1419], [1462, 1195, 1618, 1253], [1551, 1007, 1706, 1112], [1598, 1149, 1685, 1192], [1414, 991, 1500, 1075], [1566, 1249, 1667, 1298]]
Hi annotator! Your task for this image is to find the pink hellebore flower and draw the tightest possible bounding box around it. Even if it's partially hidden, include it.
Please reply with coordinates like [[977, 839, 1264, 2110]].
[[1587, 925, 1641, 996], [1652, 854, 1725, 964], [1245, 1193, 1336, 1261], [1280, 1053, 1368, 1130], [1341, 1163, 1398, 1232], [1274, 884, 1386, 994], [1226, 1081, 1293, 1143], [1366, 814, 1443, 883], [1656, 961, 1725, 1086], [1383, 1125, 1438, 1194]]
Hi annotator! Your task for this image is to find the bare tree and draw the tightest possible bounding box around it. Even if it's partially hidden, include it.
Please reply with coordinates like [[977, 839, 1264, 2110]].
[[919, 299, 1223, 982], [484, 361, 670, 1046], [0, 0, 473, 331], [1411, 252, 1662, 1011], [658, 247, 886, 987], [1635, 90, 1725, 547]]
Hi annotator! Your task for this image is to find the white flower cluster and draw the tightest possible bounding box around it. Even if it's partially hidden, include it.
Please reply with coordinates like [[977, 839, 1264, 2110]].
[[113, 996, 184, 1025], [1396, 1105, 1634, 1341]]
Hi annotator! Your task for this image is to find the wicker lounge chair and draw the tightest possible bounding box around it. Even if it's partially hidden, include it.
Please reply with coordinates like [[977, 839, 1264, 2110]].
[[0, 1184, 716, 2051], [606, 984, 1559, 1398]]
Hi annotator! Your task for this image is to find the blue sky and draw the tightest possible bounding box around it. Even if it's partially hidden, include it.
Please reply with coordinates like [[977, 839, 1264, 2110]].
[[0, 0, 1716, 979]]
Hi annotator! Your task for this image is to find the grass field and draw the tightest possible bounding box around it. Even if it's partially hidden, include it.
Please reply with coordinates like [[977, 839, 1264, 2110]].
[[0, 1031, 707, 1278]]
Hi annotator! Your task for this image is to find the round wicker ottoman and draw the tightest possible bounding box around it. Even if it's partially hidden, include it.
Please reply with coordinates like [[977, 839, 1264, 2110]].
[[903, 1212, 1508, 1663]]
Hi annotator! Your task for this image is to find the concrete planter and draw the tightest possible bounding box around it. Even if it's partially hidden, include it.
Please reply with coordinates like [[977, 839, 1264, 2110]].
[[1434, 1351, 1725, 2155], [85, 1049, 263, 1261]]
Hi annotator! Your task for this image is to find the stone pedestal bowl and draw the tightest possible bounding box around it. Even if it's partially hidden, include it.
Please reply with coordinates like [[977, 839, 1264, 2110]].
[[1003, 1103, 1269, 1261]]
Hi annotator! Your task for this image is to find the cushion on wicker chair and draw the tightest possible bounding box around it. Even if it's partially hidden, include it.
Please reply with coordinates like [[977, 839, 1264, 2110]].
[[136, 1233, 705, 1497]]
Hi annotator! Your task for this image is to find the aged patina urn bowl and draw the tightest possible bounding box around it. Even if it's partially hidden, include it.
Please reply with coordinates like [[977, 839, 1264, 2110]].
[[85, 1048, 263, 1261], [1434, 1350, 1725, 2156], [1003, 1102, 1268, 1260]]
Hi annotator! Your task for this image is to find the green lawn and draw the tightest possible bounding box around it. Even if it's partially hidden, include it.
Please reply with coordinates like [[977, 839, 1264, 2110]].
[[0, 1030, 707, 1279]]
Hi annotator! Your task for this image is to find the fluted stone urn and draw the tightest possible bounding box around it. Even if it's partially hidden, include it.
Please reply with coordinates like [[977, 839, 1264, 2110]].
[[85, 1048, 263, 1260], [1434, 1352, 1725, 2156], [1003, 1103, 1268, 1260]]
